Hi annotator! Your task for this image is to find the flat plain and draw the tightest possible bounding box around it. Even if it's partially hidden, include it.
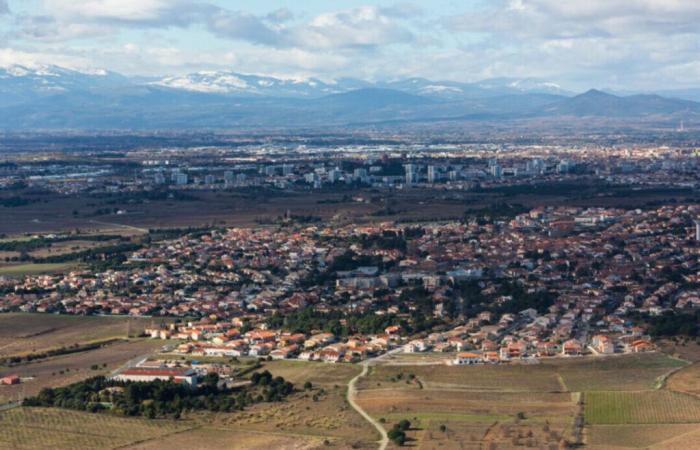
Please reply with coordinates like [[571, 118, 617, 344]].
[[0, 313, 161, 358]]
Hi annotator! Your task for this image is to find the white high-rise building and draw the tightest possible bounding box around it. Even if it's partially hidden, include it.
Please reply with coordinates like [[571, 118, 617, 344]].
[[404, 164, 417, 185], [427, 165, 438, 183]]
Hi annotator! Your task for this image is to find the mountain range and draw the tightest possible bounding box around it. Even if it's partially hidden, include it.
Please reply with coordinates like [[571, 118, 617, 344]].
[[1, 65, 699, 130]]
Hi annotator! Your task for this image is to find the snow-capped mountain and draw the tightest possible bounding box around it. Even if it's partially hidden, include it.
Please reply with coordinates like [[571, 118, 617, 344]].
[[152, 71, 344, 97], [0, 64, 697, 129], [474, 77, 574, 96], [0, 64, 131, 105]]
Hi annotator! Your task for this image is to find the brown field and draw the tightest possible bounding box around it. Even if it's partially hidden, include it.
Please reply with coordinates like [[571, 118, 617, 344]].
[[201, 360, 376, 449], [124, 427, 323, 450], [0, 407, 194, 450], [586, 424, 700, 449], [667, 361, 700, 397], [0, 339, 164, 402], [3, 183, 695, 235], [355, 387, 575, 450], [262, 359, 361, 387], [361, 362, 564, 392], [356, 389, 575, 422], [657, 339, 700, 362], [354, 353, 691, 449], [0, 239, 121, 266], [554, 353, 686, 391], [0, 313, 164, 358]]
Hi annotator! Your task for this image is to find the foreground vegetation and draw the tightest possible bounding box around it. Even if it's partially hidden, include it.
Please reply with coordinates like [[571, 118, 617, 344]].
[[23, 371, 293, 419]]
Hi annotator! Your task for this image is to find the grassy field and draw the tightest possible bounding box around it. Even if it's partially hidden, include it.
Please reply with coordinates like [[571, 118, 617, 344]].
[[0, 262, 78, 277], [585, 390, 700, 424], [193, 360, 376, 449], [0, 407, 193, 450]]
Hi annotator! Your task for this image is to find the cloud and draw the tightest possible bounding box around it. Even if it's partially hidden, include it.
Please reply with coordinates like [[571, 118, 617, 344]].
[[206, 6, 414, 50], [0, 0, 9, 15], [41, 0, 214, 26], [3, 0, 700, 91], [448, 0, 700, 38]]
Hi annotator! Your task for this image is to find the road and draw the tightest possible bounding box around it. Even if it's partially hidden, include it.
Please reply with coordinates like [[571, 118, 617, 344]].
[[346, 348, 403, 450], [0, 401, 20, 412], [88, 219, 149, 234]]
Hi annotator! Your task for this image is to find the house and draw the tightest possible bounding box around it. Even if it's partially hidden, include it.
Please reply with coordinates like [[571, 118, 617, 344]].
[[404, 339, 430, 353], [631, 339, 653, 353], [385, 325, 401, 335], [592, 335, 615, 354], [0, 375, 20, 385], [452, 352, 482, 365], [112, 367, 197, 387], [319, 348, 343, 363], [562, 339, 583, 356], [482, 351, 500, 363]]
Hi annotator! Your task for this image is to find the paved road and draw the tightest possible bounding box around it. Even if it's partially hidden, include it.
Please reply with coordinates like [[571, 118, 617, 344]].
[[346, 348, 403, 450]]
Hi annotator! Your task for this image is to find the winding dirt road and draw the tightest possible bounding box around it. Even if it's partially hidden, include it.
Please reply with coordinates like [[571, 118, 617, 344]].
[[346, 348, 403, 450], [347, 362, 389, 450]]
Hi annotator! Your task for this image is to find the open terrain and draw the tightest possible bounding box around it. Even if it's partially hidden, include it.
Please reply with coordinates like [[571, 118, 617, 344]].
[[203, 360, 377, 449], [2, 182, 698, 236], [353, 352, 692, 449], [0, 339, 165, 403], [0, 313, 162, 359], [0, 313, 170, 404], [0, 262, 79, 277], [1, 350, 699, 449], [0, 407, 194, 450]]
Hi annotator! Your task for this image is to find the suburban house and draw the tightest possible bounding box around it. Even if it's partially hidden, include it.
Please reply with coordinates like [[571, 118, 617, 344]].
[[112, 367, 198, 387]]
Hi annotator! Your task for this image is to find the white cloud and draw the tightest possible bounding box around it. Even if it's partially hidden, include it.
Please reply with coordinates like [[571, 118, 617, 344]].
[[2, 0, 700, 90], [41, 0, 212, 25], [206, 6, 414, 50]]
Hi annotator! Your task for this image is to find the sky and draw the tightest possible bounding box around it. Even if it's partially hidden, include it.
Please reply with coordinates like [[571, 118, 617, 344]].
[[1, 0, 699, 91]]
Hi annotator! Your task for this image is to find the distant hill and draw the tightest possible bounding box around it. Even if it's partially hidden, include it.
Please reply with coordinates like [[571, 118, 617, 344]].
[[540, 89, 700, 117], [0, 65, 699, 129]]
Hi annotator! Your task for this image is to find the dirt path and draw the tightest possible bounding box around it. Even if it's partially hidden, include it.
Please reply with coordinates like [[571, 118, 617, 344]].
[[346, 348, 403, 450], [347, 362, 389, 450]]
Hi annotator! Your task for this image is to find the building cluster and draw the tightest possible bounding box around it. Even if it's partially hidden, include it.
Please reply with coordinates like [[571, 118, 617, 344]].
[[3, 143, 699, 196], [2, 199, 697, 364]]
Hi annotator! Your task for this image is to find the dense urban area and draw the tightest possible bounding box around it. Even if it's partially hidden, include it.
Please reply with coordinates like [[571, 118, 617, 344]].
[[1, 139, 700, 449]]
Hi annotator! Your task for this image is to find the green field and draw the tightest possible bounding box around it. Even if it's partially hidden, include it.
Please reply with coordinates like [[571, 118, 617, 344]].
[[0, 262, 77, 277], [585, 390, 700, 424]]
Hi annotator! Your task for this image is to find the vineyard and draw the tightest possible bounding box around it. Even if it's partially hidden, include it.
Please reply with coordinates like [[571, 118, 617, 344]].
[[585, 390, 700, 424], [0, 407, 192, 450]]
